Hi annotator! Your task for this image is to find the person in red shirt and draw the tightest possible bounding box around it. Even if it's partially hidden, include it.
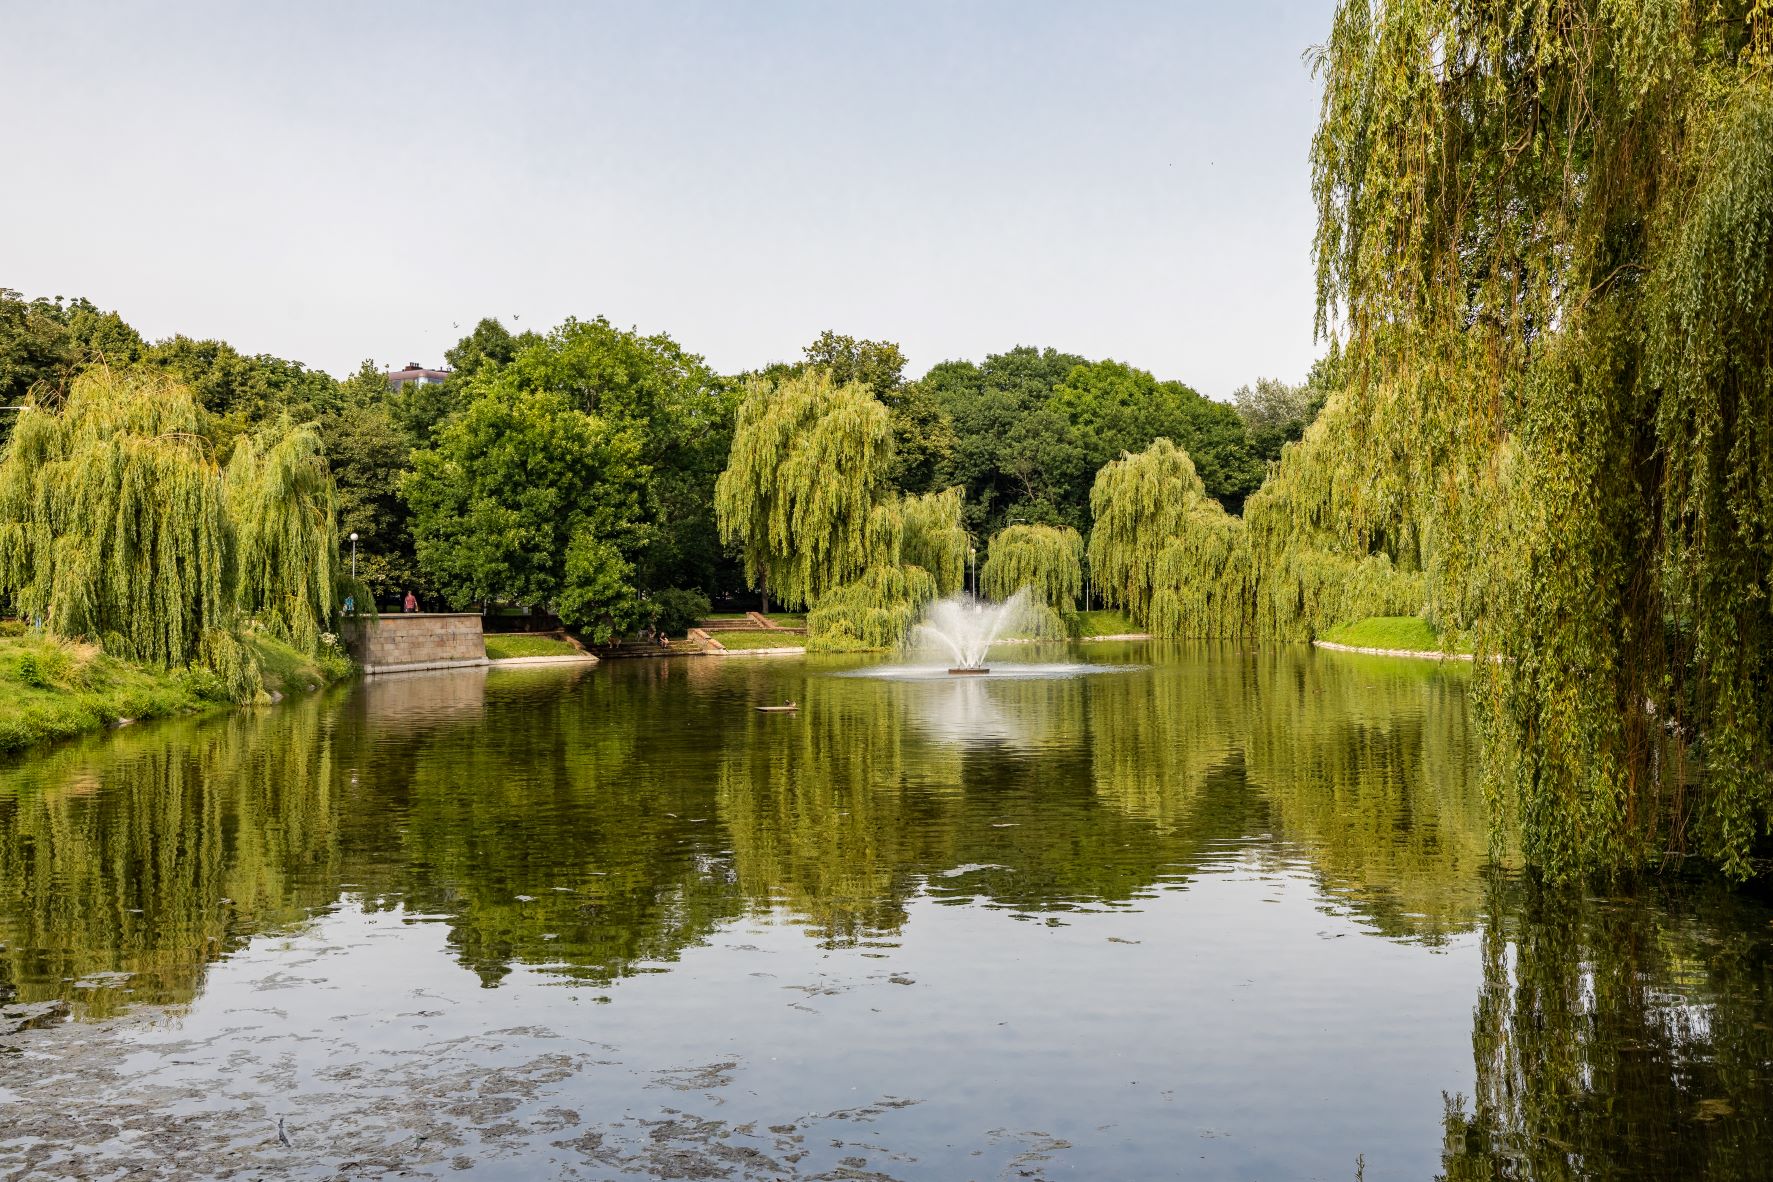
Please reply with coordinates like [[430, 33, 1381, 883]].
[[403, 590, 418, 613]]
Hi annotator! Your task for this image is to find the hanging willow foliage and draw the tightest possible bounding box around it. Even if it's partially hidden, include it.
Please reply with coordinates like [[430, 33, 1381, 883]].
[[1087, 438, 1224, 628], [806, 562, 939, 652], [981, 523, 1083, 637], [806, 488, 967, 651], [715, 370, 894, 610], [1148, 509, 1253, 640], [898, 486, 968, 596], [0, 369, 232, 667], [226, 419, 338, 653], [0, 368, 342, 694], [1239, 391, 1431, 642], [1301, 1, 1773, 878]]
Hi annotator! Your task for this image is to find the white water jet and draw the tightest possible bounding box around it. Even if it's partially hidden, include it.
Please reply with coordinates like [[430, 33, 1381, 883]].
[[909, 590, 1032, 673]]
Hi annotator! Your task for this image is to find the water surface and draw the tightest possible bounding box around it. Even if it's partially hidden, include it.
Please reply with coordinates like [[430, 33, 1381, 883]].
[[1, 643, 1769, 1179]]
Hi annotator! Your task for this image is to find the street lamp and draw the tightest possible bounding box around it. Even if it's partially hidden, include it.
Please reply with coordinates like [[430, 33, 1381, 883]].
[[349, 532, 359, 579], [969, 547, 977, 598]]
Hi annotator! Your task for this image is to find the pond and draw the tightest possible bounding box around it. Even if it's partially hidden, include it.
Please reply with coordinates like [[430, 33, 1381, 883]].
[[2, 643, 1770, 1179]]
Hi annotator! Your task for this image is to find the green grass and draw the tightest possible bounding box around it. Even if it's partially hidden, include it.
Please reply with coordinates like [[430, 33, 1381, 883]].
[[709, 630, 806, 651], [1320, 616, 1466, 652], [0, 630, 349, 754], [1074, 609, 1143, 638], [761, 613, 807, 628], [485, 633, 581, 660], [703, 612, 753, 621]]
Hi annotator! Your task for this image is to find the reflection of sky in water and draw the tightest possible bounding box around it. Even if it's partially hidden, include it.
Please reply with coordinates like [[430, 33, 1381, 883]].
[[3, 866, 1481, 1180]]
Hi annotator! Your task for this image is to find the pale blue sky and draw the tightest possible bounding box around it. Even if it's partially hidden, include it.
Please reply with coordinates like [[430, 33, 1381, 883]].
[[2, 1, 1335, 398]]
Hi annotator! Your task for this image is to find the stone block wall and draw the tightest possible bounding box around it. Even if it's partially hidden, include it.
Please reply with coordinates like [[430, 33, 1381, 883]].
[[340, 613, 488, 674]]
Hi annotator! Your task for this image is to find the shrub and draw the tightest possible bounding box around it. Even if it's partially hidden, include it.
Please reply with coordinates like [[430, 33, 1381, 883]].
[[650, 588, 711, 638]]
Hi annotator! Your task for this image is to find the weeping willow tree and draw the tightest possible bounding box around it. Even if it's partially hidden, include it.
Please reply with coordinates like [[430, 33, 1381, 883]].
[[980, 524, 1083, 637], [1239, 392, 1429, 642], [0, 369, 233, 667], [1148, 507, 1254, 640], [1306, 1, 1773, 877], [1086, 436, 1266, 639], [714, 370, 894, 610], [898, 485, 968, 596], [715, 371, 967, 649], [0, 368, 341, 693], [226, 419, 338, 653], [807, 488, 964, 651]]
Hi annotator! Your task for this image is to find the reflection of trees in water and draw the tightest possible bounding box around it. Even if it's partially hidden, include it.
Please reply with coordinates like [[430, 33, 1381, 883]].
[[0, 697, 340, 1016], [344, 664, 740, 987], [1085, 643, 1248, 833], [718, 672, 963, 944], [8, 652, 1772, 1166], [0, 649, 1503, 1013], [1244, 653, 1495, 943], [1440, 875, 1773, 1181], [715, 665, 1261, 942]]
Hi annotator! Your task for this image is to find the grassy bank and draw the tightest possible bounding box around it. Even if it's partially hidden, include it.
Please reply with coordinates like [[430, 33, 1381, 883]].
[[485, 633, 581, 660], [1320, 616, 1467, 653], [708, 630, 806, 650], [1074, 609, 1143, 638], [0, 631, 349, 755]]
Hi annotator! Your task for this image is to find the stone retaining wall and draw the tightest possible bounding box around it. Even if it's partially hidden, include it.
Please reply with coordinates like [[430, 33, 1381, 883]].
[[341, 613, 489, 675]]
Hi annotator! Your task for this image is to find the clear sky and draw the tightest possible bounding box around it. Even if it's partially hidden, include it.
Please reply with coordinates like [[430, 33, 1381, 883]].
[[2, 1, 1335, 399]]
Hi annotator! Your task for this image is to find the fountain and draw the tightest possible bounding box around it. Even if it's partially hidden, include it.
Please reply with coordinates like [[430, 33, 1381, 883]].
[[834, 588, 1134, 684], [910, 591, 1031, 674]]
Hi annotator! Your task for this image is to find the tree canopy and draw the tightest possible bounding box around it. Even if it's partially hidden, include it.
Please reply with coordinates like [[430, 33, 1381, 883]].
[[715, 370, 895, 611], [402, 388, 646, 639], [981, 523, 1085, 636], [1294, 0, 1773, 877], [0, 368, 339, 692]]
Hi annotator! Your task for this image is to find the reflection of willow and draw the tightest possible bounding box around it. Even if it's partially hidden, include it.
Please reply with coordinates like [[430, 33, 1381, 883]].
[[0, 698, 340, 1017], [1244, 652, 1493, 943], [720, 665, 1258, 930], [1442, 875, 1773, 1180], [1085, 643, 1249, 833], [364, 666, 740, 986], [718, 673, 964, 944]]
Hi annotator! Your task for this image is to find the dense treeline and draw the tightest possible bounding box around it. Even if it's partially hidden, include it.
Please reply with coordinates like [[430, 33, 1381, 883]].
[[0, 286, 1314, 644]]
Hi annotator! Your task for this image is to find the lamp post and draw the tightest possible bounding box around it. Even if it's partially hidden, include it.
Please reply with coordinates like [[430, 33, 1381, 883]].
[[349, 532, 359, 579], [969, 547, 977, 598]]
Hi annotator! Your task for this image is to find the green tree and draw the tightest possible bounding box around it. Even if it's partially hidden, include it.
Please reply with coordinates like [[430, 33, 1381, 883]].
[[0, 290, 146, 442], [1088, 438, 1225, 627], [403, 389, 646, 630], [1052, 360, 1262, 513], [142, 335, 341, 434], [1304, 0, 1773, 876], [477, 316, 737, 596], [0, 368, 338, 690], [317, 362, 426, 598], [981, 523, 1085, 635], [224, 418, 339, 653], [715, 370, 894, 610], [800, 330, 908, 398], [1232, 376, 1317, 463], [924, 347, 1088, 533]]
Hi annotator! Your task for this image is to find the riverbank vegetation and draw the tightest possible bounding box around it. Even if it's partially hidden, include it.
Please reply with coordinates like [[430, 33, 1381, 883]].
[[0, 369, 355, 729], [1319, 617, 1452, 655], [0, 629, 346, 754]]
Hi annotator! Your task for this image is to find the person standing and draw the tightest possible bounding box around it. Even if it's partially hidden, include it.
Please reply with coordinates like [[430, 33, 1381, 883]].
[[403, 590, 419, 613]]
